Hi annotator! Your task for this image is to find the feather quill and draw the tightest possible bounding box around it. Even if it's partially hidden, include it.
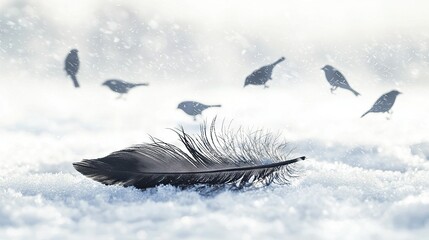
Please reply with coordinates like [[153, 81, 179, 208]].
[[73, 119, 305, 189]]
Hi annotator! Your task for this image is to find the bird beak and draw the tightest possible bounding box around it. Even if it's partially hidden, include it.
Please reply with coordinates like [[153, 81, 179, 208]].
[[398, 92, 403, 94]]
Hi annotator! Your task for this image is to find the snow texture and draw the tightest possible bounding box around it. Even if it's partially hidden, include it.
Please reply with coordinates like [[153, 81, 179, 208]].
[[1, 0, 429, 239]]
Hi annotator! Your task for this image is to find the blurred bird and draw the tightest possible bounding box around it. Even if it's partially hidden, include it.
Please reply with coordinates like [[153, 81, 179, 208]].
[[321, 65, 360, 96], [244, 57, 285, 88], [102, 79, 149, 98], [64, 49, 80, 88], [177, 101, 221, 120], [361, 90, 402, 118]]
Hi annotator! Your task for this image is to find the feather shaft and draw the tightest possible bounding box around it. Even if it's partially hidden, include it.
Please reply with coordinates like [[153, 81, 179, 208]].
[[74, 156, 304, 175]]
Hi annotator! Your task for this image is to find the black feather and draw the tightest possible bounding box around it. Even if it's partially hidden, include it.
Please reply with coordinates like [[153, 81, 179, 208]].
[[73, 119, 305, 189]]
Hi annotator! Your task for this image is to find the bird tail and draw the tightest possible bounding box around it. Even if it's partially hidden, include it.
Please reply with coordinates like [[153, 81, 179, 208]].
[[209, 105, 222, 108], [273, 57, 286, 66], [350, 88, 360, 96], [361, 110, 370, 118], [70, 75, 80, 88], [135, 83, 149, 87]]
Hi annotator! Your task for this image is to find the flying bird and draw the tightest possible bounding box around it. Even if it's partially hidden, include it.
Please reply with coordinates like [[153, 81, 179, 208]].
[[321, 65, 360, 96], [102, 79, 149, 97], [244, 57, 285, 88], [361, 90, 402, 118], [73, 119, 306, 190], [177, 101, 221, 120], [64, 49, 80, 88]]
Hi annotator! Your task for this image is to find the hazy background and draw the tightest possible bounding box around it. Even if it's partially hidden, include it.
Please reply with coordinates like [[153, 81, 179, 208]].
[[1, 0, 429, 239]]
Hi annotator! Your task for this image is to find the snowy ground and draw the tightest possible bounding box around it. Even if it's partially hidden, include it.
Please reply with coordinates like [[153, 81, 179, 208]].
[[1, 0, 429, 239]]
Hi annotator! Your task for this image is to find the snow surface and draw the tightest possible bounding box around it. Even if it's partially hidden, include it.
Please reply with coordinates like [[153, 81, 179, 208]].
[[1, 0, 429, 239]]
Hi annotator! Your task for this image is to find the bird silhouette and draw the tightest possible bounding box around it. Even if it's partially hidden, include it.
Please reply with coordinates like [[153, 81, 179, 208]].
[[321, 65, 360, 96], [244, 57, 285, 88], [102, 79, 149, 98], [64, 49, 80, 88], [361, 90, 402, 118], [177, 101, 221, 120]]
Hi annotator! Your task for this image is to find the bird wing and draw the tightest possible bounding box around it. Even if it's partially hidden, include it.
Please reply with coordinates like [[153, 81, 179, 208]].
[[251, 68, 266, 78], [73, 120, 305, 189], [370, 94, 389, 111], [65, 54, 79, 74], [371, 94, 395, 112], [260, 65, 274, 77], [195, 102, 211, 111], [333, 70, 351, 87], [374, 95, 387, 105], [122, 81, 136, 88], [245, 66, 272, 85]]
